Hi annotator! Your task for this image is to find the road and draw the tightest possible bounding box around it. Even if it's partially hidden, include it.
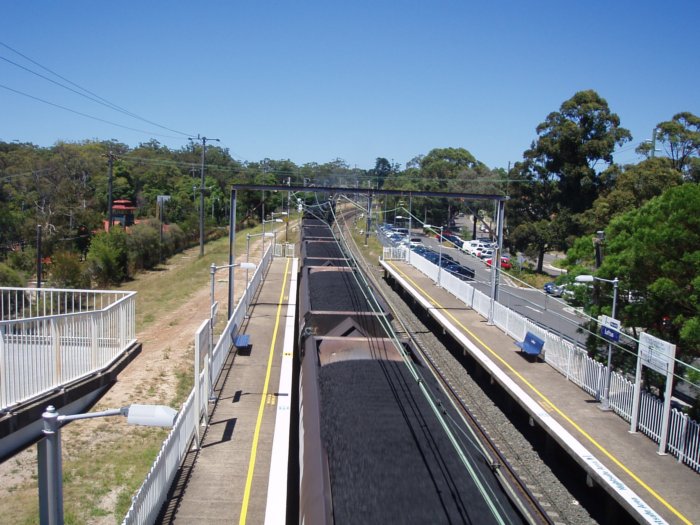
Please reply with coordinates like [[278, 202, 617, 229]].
[[381, 228, 589, 347]]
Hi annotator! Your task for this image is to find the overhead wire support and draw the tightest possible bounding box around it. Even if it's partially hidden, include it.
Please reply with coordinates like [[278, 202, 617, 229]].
[[190, 135, 220, 257]]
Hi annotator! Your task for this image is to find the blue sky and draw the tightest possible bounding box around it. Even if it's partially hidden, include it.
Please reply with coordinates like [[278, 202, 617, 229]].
[[1, 1, 698, 170]]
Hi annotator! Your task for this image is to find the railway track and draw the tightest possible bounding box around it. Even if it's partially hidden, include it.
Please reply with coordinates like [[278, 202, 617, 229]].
[[334, 205, 595, 525]]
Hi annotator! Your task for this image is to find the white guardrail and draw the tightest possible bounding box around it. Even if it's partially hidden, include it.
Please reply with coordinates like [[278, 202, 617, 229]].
[[122, 246, 275, 524], [0, 287, 136, 411], [383, 247, 700, 473]]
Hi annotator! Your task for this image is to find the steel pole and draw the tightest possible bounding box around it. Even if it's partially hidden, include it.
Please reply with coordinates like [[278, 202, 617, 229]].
[[199, 139, 206, 257], [210, 263, 216, 312], [601, 277, 619, 410], [227, 189, 237, 319], [38, 406, 63, 525], [437, 227, 443, 287]]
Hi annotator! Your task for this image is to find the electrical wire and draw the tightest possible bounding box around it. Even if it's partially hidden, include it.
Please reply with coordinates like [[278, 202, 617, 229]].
[[0, 82, 185, 140], [0, 41, 195, 138]]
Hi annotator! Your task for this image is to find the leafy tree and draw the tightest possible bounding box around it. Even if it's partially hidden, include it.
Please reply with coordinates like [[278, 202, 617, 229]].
[[598, 183, 700, 363], [0, 261, 25, 286], [581, 157, 683, 231], [508, 90, 632, 270], [49, 251, 90, 288], [370, 157, 393, 189], [638, 112, 700, 175], [87, 228, 129, 286]]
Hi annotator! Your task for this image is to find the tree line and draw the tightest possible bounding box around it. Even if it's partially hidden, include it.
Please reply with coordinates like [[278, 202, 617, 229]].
[[1, 89, 699, 379]]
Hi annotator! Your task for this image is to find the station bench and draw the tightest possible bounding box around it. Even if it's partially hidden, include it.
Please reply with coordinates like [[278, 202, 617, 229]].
[[515, 331, 544, 359], [231, 326, 251, 354]]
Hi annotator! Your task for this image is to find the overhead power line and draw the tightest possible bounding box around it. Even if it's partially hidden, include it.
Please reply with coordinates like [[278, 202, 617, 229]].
[[0, 40, 196, 138], [0, 82, 185, 140]]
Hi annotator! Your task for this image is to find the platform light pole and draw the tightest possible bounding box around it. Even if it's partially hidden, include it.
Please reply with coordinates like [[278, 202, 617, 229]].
[[576, 274, 619, 410], [39, 404, 177, 525], [210, 261, 256, 320]]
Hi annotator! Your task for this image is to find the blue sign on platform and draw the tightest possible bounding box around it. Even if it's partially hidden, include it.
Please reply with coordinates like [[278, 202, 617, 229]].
[[601, 326, 620, 342]]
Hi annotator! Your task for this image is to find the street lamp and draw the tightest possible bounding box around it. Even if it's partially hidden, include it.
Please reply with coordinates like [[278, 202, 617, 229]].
[[210, 261, 257, 320], [39, 404, 177, 525], [575, 274, 620, 410], [262, 217, 283, 254], [272, 210, 288, 243], [425, 224, 444, 287]]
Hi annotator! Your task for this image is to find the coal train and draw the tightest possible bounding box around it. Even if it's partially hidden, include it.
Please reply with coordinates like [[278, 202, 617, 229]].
[[295, 213, 529, 524]]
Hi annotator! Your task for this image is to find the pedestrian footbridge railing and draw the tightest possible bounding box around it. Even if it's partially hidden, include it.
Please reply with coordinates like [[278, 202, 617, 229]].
[[382, 247, 700, 473], [0, 287, 136, 412]]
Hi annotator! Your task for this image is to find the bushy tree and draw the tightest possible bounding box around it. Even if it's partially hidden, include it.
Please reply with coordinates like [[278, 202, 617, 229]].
[[508, 90, 631, 270], [0, 262, 25, 287], [599, 183, 700, 362], [49, 251, 90, 288], [127, 221, 161, 271], [87, 228, 128, 286]]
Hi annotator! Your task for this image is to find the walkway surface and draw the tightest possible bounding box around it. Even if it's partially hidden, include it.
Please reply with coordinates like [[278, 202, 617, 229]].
[[383, 260, 699, 525], [158, 256, 297, 525]]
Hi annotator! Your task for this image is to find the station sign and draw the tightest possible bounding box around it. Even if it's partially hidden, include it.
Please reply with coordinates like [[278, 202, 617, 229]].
[[639, 332, 676, 376], [599, 315, 620, 342]]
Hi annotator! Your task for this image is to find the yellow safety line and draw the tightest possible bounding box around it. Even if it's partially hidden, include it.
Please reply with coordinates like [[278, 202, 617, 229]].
[[389, 262, 691, 525], [239, 257, 291, 524]]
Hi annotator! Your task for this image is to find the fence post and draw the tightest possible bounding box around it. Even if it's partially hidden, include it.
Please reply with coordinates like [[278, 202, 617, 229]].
[[119, 303, 127, 350], [51, 318, 61, 386], [0, 324, 5, 408], [91, 313, 99, 370]]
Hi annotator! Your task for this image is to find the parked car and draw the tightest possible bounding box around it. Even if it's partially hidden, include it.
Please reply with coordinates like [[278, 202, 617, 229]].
[[485, 256, 512, 269], [444, 263, 475, 280], [478, 248, 495, 259], [544, 282, 564, 296]]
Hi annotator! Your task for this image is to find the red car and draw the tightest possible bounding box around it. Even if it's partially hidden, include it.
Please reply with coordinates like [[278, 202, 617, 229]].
[[485, 256, 512, 269]]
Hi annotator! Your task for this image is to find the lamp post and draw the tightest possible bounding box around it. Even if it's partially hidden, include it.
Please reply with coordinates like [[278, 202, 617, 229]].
[[271, 212, 287, 251], [39, 404, 177, 525], [210, 261, 256, 320], [425, 224, 443, 287], [575, 274, 619, 410], [262, 217, 283, 255]]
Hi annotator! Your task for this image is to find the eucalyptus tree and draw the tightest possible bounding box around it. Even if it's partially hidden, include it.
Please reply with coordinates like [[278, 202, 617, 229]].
[[508, 90, 631, 271]]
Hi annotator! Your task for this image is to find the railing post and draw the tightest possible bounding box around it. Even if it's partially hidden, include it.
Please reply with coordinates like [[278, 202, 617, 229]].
[[119, 302, 127, 350], [91, 313, 99, 370], [51, 318, 61, 386], [0, 324, 5, 408]]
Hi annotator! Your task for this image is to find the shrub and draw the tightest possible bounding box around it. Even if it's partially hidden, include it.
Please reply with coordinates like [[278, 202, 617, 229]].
[[127, 221, 161, 271], [87, 228, 128, 286], [49, 251, 90, 289], [7, 247, 36, 276], [0, 262, 25, 287]]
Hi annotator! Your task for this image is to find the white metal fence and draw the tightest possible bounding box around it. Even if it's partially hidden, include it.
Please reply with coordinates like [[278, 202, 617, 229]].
[[0, 287, 136, 411], [122, 246, 274, 524], [384, 247, 700, 473]]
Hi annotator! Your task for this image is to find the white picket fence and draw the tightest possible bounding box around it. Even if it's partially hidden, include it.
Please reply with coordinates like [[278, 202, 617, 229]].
[[384, 247, 700, 473], [0, 287, 136, 411], [121, 246, 274, 524]]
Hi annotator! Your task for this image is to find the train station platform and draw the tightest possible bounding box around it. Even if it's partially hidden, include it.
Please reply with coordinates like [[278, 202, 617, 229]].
[[158, 256, 297, 525], [381, 260, 699, 525]]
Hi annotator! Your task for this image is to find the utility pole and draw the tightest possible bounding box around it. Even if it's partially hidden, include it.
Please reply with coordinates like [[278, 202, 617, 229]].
[[36, 225, 42, 289], [191, 135, 220, 257], [286, 177, 291, 242], [103, 151, 118, 232]]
